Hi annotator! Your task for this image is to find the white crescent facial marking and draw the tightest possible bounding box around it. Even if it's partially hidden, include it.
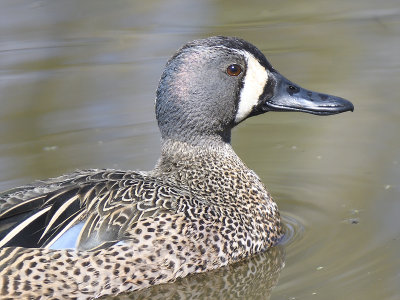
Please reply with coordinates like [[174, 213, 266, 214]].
[[235, 52, 269, 123]]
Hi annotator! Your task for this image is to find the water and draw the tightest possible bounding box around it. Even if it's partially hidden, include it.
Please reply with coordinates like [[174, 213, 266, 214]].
[[1, 0, 399, 299]]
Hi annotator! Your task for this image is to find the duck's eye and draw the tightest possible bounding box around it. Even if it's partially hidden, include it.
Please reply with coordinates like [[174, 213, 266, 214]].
[[226, 64, 242, 76]]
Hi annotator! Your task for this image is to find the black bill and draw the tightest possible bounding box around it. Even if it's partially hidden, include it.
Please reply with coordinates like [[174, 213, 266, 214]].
[[259, 71, 354, 115]]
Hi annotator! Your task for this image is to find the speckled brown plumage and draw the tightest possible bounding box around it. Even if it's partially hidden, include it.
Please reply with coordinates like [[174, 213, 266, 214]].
[[0, 141, 282, 299]]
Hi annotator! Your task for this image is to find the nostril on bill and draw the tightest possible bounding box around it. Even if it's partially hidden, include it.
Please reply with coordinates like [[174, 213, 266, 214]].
[[319, 94, 329, 100], [287, 85, 299, 95]]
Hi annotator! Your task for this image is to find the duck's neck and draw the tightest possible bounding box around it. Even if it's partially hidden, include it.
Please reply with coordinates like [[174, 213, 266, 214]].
[[153, 138, 245, 173]]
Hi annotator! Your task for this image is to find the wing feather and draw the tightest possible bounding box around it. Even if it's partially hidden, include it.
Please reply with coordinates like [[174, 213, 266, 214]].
[[0, 169, 188, 251]]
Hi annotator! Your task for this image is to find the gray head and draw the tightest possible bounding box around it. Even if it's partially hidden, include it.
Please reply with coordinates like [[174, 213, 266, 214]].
[[156, 36, 353, 145]]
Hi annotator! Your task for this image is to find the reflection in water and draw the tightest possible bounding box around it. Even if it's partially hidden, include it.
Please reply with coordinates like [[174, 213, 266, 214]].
[[109, 215, 306, 300], [109, 246, 285, 300]]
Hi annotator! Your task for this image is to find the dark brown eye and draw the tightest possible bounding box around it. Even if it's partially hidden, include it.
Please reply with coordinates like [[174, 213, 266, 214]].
[[226, 64, 242, 76]]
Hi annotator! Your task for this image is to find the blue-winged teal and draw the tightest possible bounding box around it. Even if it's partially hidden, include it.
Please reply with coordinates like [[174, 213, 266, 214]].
[[0, 36, 353, 299]]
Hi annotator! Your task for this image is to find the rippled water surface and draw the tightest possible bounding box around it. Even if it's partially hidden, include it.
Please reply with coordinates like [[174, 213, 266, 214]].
[[1, 0, 399, 299]]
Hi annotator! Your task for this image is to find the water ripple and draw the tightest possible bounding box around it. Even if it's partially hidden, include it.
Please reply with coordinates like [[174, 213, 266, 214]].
[[279, 212, 305, 247]]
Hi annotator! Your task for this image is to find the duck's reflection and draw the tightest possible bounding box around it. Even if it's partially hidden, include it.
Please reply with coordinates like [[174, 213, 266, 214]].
[[109, 246, 285, 300]]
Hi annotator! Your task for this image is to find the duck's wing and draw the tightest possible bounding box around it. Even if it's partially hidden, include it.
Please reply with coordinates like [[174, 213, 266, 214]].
[[0, 169, 182, 250]]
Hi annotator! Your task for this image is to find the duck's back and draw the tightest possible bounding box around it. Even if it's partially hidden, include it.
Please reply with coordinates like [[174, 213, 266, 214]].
[[0, 169, 185, 250]]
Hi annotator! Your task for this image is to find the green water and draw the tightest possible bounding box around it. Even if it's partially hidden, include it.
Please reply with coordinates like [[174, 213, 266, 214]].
[[1, 0, 399, 299]]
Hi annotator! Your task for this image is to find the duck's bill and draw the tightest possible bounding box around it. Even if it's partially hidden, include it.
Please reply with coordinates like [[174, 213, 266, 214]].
[[260, 71, 354, 115]]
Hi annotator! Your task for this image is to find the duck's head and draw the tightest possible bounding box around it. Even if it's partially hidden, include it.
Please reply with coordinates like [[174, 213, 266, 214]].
[[156, 36, 353, 145]]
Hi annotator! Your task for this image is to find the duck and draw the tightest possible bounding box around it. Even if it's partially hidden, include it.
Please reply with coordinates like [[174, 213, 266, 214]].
[[0, 36, 353, 299]]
